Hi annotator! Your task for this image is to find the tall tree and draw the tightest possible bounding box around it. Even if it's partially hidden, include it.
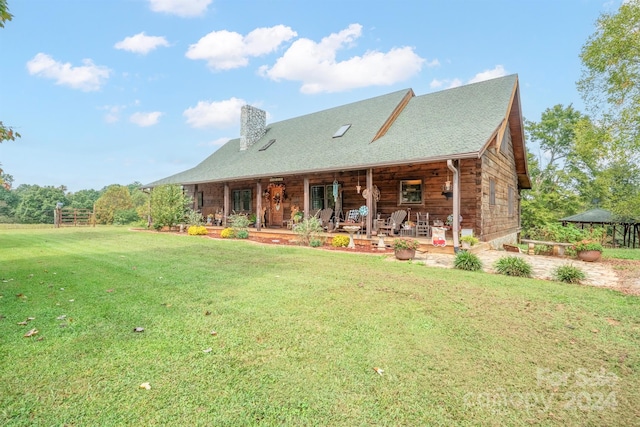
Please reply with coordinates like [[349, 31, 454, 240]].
[[522, 105, 584, 234], [150, 184, 191, 229], [14, 185, 68, 224], [0, 0, 13, 28], [94, 185, 133, 224], [0, 1, 20, 189], [577, 0, 640, 218]]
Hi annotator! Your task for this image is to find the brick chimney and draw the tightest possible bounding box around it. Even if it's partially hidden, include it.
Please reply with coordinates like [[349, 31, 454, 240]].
[[240, 105, 266, 151]]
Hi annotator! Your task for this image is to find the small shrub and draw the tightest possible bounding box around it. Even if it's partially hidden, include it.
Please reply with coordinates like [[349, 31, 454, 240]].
[[494, 256, 533, 277], [573, 240, 604, 252], [113, 208, 140, 225], [392, 238, 420, 251], [220, 228, 235, 238], [310, 239, 323, 247], [553, 264, 586, 284], [460, 235, 479, 246], [186, 209, 204, 226], [454, 251, 483, 271], [187, 225, 208, 235], [236, 229, 249, 239], [228, 213, 250, 229], [294, 217, 323, 246], [332, 235, 350, 247]]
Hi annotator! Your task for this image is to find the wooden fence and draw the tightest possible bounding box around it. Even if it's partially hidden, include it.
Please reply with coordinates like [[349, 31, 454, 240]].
[[54, 208, 95, 227]]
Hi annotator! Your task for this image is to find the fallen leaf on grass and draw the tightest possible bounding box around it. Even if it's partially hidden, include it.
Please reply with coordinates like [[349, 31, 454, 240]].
[[24, 329, 39, 338], [27, 317, 35, 321], [591, 329, 599, 333], [106, 289, 114, 293], [373, 367, 384, 376], [202, 348, 212, 353], [139, 382, 151, 390], [205, 311, 212, 316], [133, 327, 145, 332], [56, 315, 67, 320], [17, 321, 28, 325], [16, 293, 25, 298], [606, 318, 620, 326], [210, 330, 218, 336]]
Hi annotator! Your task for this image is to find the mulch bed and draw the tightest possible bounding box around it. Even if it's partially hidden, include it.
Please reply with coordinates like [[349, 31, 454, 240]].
[[207, 231, 393, 255]]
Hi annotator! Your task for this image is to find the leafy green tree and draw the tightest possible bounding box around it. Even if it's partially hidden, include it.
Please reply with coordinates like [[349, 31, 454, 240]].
[[94, 185, 133, 224], [0, 185, 18, 222], [14, 184, 68, 224], [578, 0, 640, 153], [577, 0, 640, 219], [150, 184, 191, 229], [522, 106, 584, 235], [68, 189, 102, 210], [0, 0, 13, 28]]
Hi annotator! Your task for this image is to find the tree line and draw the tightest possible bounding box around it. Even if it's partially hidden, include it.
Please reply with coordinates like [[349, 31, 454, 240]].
[[0, 182, 151, 225]]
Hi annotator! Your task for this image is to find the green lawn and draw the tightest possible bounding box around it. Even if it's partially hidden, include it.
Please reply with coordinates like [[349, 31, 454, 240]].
[[1, 227, 638, 426]]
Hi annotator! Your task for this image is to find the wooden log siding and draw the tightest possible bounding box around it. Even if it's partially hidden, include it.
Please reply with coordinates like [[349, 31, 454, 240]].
[[194, 161, 485, 236], [479, 134, 521, 242]]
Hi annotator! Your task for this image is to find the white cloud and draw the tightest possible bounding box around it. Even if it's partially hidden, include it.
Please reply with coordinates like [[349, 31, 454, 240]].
[[198, 137, 230, 147], [26, 53, 111, 92], [467, 65, 507, 84], [186, 25, 297, 70], [114, 32, 170, 55], [130, 111, 163, 127], [431, 65, 507, 92], [148, 0, 212, 17], [260, 23, 426, 94], [101, 105, 125, 123], [183, 97, 246, 128]]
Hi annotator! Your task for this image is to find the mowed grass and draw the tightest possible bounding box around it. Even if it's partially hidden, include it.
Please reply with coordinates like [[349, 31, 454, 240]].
[[1, 227, 639, 426]]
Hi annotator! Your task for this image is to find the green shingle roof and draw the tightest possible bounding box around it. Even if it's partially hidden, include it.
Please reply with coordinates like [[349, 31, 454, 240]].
[[147, 74, 520, 187]]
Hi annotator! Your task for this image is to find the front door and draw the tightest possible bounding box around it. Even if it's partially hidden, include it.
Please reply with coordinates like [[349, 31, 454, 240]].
[[268, 184, 285, 227]]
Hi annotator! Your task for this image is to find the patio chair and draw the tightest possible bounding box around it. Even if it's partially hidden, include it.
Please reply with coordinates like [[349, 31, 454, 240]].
[[318, 208, 334, 231], [416, 212, 430, 237], [385, 209, 407, 235]]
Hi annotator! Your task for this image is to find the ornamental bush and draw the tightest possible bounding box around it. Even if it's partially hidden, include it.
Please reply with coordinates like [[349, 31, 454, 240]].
[[552, 264, 586, 284], [187, 225, 208, 235], [220, 227, 235, 238], [494, 256, 533, 278], [236, 229, 249, 239], [310, 238, 324, 247], [332, 235, 350, 247], [392, 238, 420, 251], [293, 217, 323, 246], [453, 251, 483, 271]]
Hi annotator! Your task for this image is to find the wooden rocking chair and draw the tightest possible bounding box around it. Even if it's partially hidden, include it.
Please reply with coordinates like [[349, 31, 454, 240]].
[[385, 209, 407, 235]]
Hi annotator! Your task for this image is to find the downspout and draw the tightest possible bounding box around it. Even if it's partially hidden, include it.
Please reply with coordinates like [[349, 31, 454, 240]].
[[447, 160, 460, 252]]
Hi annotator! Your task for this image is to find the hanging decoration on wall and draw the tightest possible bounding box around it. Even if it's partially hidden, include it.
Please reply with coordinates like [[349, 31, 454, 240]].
[[356, 170, 361, 194], [333, 179, 339, 202], [362, 185, 380, 201], [442, 170, 453, 199]]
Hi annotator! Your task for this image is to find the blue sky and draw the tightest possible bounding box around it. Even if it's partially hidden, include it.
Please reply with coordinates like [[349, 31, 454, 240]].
[[0, 0, 625, 192]]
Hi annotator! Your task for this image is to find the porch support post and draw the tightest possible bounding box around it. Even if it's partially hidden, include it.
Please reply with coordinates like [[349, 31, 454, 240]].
[[447, 159, 460, 252], [223, 183, 230, 227], [366, 168, 373, 238], [256, 181, 262, 231], [303, 177, 310, 218]]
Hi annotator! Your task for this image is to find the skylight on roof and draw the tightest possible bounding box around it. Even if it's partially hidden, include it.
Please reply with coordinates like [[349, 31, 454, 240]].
[[259, 139, 276, 151], [332, 124, 351, 138]]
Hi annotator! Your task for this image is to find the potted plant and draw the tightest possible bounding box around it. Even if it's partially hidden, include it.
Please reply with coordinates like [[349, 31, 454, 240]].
[[393, 237, 420, 260], [460, 235, 479, 250], [573, 240, 603, 262]]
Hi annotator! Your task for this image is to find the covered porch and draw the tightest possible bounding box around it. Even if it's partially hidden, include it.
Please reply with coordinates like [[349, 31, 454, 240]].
[[189, 158, 480, 250]]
